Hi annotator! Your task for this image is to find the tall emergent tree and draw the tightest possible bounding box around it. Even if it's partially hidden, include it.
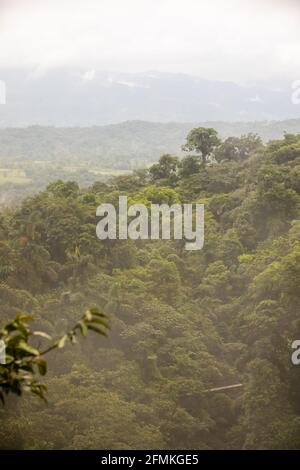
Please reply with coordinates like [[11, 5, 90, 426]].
[[182, 127, 221, 165]]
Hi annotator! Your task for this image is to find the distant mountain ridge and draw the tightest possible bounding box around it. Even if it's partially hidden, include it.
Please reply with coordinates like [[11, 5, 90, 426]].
[[1, 119, 300, 169], [0, 69, 300, 126]]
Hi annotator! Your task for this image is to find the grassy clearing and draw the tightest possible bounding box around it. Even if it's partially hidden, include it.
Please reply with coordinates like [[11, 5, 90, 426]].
[[0, 175, 32, 186], [0, 169, 31, 186]]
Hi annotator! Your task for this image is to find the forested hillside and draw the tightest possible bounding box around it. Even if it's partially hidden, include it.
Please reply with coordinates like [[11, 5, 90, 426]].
[[1, 131, 300, 449], [1, 120, 300, 168], [1, 120, 300, 206]]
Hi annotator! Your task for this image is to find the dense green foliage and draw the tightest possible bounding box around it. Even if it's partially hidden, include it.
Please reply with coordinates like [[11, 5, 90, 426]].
[[1, 130, 300, 449]]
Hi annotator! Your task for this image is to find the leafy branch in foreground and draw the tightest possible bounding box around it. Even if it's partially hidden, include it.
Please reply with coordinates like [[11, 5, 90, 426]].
[[0, 307, 109, 404]]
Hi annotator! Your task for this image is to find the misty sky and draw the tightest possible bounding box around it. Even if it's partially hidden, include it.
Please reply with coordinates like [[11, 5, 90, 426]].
[[0, 0, 300, 82]]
